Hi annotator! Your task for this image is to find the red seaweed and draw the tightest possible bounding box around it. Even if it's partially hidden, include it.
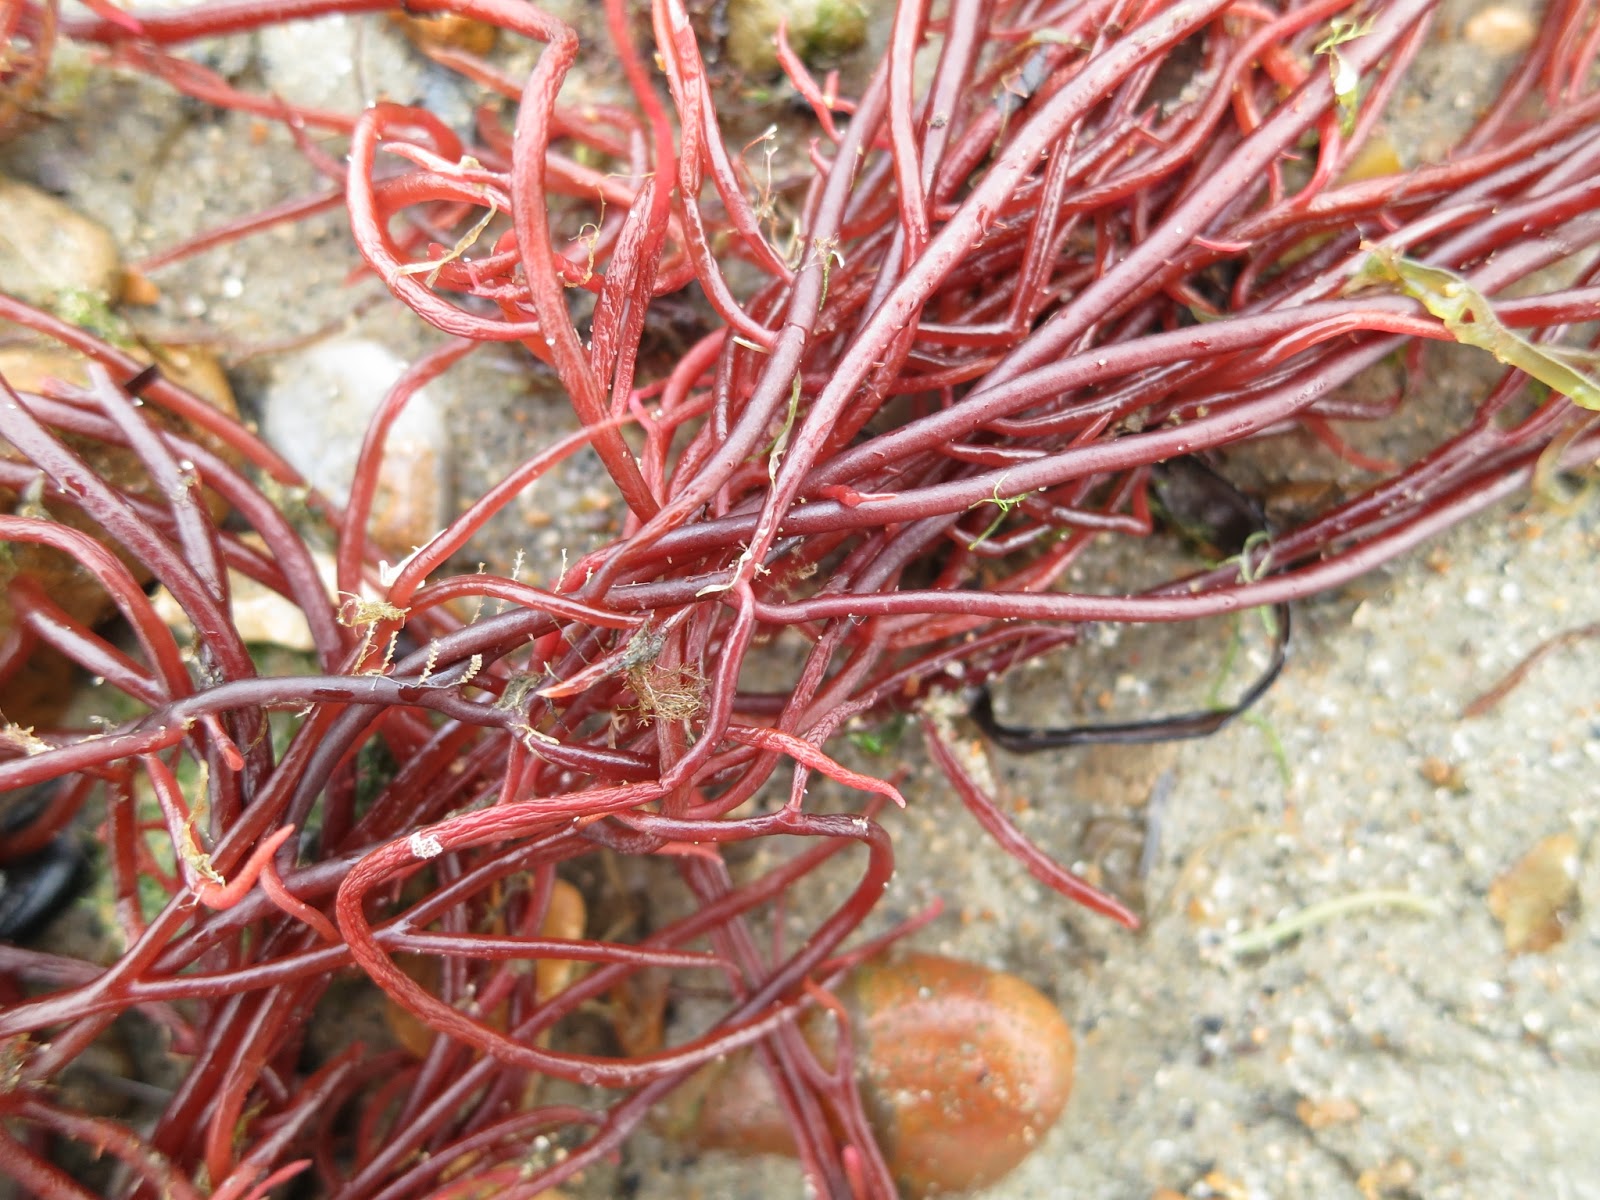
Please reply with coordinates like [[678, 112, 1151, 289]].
[[2, 0, 1599, 1196]]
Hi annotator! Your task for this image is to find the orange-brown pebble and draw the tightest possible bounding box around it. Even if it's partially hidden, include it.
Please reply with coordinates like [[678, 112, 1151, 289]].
[[384, 878, 585, 1057], [852, 953, 1076, 1196], [0, 343, 240, 725], [534, 875, 587, 1001], [390, 12, 498, 56], [1296, 1094, 1362, 1130], [120, 268, 161, 306], [1418, 756, 1464, 791], [658, 952, 1076, 1197], [607, 967, 671, 1060]]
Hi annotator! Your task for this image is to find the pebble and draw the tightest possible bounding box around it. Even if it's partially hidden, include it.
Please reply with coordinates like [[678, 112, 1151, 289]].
[[658, 952, 1076, 1197], [0, 342, 240, 512], [258, 337, 450, 558], [255, 13, 474, 133], [1462, 5, 1537, 56], [725, 0, 871, 76], [151, 539, 335, 654], [0, 342, 241, 724], [0, 175, 122, 308], [389, 11, 498, 56]]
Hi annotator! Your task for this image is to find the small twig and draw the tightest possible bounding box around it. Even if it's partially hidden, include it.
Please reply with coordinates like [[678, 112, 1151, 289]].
[[1225, 889, 1445, 957]]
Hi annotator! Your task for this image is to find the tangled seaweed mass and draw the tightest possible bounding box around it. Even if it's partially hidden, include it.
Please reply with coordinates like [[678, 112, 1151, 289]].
[[2, 0, 1599, 1195]]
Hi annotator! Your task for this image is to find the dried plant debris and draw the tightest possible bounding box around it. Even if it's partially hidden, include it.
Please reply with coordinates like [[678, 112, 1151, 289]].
[[1488, 831, 1581, 955]]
